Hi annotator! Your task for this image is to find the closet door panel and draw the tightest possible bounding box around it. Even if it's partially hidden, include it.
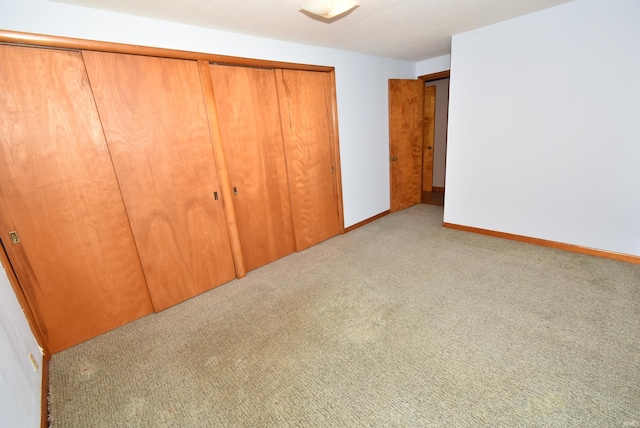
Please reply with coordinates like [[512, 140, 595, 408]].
[[276, 70, 341, 251], [209, 65, 295, 272], [82, 51, 235, 311], [0, 45, 153, 353]]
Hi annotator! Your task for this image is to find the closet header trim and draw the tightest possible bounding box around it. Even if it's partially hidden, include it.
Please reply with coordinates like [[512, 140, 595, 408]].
[[0, 29, 334, 73]]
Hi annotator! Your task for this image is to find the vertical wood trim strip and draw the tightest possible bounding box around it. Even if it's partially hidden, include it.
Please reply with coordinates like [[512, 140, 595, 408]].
[[328, 70, 345, 233], [273, 69, 301, 250], [197, 60, 246, 278]]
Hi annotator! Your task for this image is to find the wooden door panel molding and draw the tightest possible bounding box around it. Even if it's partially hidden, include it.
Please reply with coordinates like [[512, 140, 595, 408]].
[[82, 51, 236, 311], [209, 64, 296, 272], [0, 45, 153, 352], [275, 69, 342, 251], [389, 79, 424, 212]]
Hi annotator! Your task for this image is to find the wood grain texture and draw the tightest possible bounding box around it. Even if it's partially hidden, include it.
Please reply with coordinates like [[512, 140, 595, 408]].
[[0, 29, 333, 72], [82, 51, 236, 311], [275, 69, 341, 252], [0, 45, 153, 352], [442, 222, 640, 265], [389, 79, 424, 212], [422, 85, 436, 192], [197, 61, 246, 278], [209, 65, 295, 272]]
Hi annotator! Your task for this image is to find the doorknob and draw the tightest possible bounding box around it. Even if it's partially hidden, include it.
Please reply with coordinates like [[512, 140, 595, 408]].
[[391, 157, 398, 161]]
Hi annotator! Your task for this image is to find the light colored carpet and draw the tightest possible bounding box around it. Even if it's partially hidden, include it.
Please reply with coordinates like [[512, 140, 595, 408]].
[[48, 205, 640, 427]]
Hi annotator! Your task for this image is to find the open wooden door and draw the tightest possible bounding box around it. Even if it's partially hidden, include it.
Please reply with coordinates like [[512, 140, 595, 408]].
[[389, 79, 424, 212], [422, 85, 436, 192]]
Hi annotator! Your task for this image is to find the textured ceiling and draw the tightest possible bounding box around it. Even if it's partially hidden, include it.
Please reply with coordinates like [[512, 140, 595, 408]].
[[50, 0, 572, 61]]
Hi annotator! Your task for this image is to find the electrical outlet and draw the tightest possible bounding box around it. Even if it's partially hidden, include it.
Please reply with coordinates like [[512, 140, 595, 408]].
[[28, 353, 39, 373]]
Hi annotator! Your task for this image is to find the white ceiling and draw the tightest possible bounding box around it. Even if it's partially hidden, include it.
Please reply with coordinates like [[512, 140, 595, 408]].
[[50, 0, 572, 62]]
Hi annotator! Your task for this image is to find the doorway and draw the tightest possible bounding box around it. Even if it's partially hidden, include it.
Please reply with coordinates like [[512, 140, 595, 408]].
[[420, 71, 450, 207], [388, 71, 450, 212]]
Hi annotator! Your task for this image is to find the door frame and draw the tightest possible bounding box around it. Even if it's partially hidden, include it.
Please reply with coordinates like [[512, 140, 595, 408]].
[[419, 70, 450, 197], [418, 70, 450, 82]]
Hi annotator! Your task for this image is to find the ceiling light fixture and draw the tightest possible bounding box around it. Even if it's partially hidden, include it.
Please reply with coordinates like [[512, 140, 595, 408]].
[[300, 0, 359, 19]]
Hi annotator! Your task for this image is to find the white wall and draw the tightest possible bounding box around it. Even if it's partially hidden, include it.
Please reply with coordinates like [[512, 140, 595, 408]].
[[416, 55, 451, 76], [445, 0, 640, 257], [0, 267, 43, 428], [0, 0, 416, 227]]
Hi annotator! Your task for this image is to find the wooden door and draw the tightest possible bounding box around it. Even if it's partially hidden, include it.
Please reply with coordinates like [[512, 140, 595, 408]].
[[275, 70, 342, 252], [389, 79, 423, 212], [422, 85, 436, 192], [209, 65, 295, 272], [82, 51, 235, 312], [0, 45, 153, 353]]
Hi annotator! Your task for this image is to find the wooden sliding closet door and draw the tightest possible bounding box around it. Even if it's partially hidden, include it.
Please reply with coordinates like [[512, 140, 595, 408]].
[[0, 45, 153, 353], [275, 70, 342, 251], [82, 51, 235, 312], [209, 65, 295, 272]]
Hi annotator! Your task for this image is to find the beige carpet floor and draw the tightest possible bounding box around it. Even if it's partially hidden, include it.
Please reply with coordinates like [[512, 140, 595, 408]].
[[48, 205, 640, 427]]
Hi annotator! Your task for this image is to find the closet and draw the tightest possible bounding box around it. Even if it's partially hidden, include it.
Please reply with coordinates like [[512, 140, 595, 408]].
[[82, 52, 236, 312], [0, 45, 154, 353], [209, 65, 296, 272], [209, 65, 343, 264], [276, 70, 342, 251], [0, 31, 344, 353]]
